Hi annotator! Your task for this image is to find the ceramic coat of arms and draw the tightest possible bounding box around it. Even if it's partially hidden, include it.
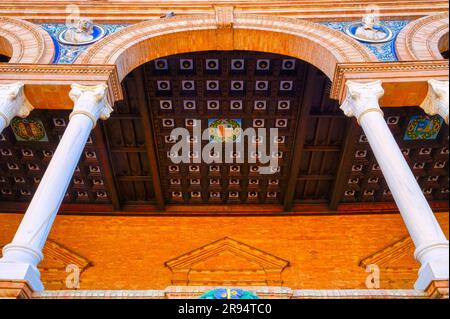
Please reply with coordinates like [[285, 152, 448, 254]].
[[208, 119, 242, 143], [404, 116, 443, 141], [11, 118, 49, 142]]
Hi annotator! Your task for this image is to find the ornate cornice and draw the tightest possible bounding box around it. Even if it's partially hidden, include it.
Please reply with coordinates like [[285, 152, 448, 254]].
[[0, 1, 448, 23], [331, 60, 450, 106], [0, 64, 122, 109]]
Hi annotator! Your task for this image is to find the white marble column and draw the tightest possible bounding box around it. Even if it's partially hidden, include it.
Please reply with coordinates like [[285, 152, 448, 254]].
[[420, 79, 449, 125], [0, 82, 33, 133], [0, 84, 112, 291], [341, 80, 449, 291]]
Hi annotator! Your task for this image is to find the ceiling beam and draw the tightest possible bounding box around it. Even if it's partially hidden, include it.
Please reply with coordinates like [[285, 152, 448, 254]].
[[303, 145, 341, 152], [328, 118, 360, 211], [298, 175, 335, 181], [110, 146, 147, 153], [117, 176, 152, 182], [92, 123, 121, 211], [0, 201, 447, 216], [283, 66, 317, 212], [133, 68, 166, 211]]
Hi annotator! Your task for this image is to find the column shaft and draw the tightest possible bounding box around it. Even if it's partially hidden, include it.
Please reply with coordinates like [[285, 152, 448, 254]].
[[341, 80, 449, 290], [0, 84, 112, 292], [360, 112, 447, 246], [0, 116, 6, 134], [10, 114, 93, 250]]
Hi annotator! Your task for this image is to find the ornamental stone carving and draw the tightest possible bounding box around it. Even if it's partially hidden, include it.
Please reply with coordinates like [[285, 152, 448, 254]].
[[0, 82, 33, 126], [340, 80, 384, 123], [69, 83, 113, 126], [421, 79, 449, 124]]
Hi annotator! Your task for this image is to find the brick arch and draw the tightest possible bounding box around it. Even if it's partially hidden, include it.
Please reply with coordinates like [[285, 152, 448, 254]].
[[76, 13, 377, 81], [396, 13, 449, 61], [0, 17, 54, 64]]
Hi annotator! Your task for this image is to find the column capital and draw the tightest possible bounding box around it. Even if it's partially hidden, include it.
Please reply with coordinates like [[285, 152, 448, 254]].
[[420, 79, 449, 125], [340, 80, 385, 124], [0, 82, 33, 126], [69, 83, 113, 127]]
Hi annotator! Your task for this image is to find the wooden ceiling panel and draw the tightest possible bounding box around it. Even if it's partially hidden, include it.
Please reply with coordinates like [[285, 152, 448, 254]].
[[138, 50, 313, 205], [0, 110, 112, 206], [1, 51, 447, 214], [337, 108, 449, 205]]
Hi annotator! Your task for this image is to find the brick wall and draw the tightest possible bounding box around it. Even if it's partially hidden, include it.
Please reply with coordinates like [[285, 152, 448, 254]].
[[0, 212, 448, 290]]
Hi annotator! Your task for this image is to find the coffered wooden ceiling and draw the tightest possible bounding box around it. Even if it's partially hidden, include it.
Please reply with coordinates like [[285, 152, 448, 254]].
[[0, 50, 448, 214]]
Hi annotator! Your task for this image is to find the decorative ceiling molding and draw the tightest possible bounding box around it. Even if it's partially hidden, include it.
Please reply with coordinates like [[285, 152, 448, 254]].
[[0, 64, 122, 109], [331, 60, 450, 106], [165, 237, 289, 286]]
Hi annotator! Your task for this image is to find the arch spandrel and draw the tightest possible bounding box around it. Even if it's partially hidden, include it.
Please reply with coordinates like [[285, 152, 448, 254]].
[[76, 14, 377, 81]]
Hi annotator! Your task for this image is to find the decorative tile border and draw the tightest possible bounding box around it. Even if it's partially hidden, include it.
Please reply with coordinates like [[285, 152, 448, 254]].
[[40, 24, 128, 64], [292, 289, 428, 299], [35, 289, 166, 299], [321, 21, 410, 61], [33, 287, 429, 299]]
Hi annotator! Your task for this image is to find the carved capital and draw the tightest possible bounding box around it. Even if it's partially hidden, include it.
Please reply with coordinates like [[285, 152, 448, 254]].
[[420, 79, 449, 125], [69, 83, 113, 127], [340, 80, 385, 124], [0, 82, 33, 126]]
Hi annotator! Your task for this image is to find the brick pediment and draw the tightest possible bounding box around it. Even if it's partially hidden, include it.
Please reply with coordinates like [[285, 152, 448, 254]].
[[359, 236, 416, 269], [1, 239, 91, 290], [359, 236, 419, 289], [40, 239, 92, 290], [165, 237, 289, 286]]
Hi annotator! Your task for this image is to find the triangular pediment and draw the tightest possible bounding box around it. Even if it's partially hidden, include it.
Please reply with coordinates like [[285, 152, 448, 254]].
[[165, 237, 289, 286], [359, 236, 417, 269], [165, 237, 289, 271], [1, 238, 91, 290], [191, 250, 263, 271]]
